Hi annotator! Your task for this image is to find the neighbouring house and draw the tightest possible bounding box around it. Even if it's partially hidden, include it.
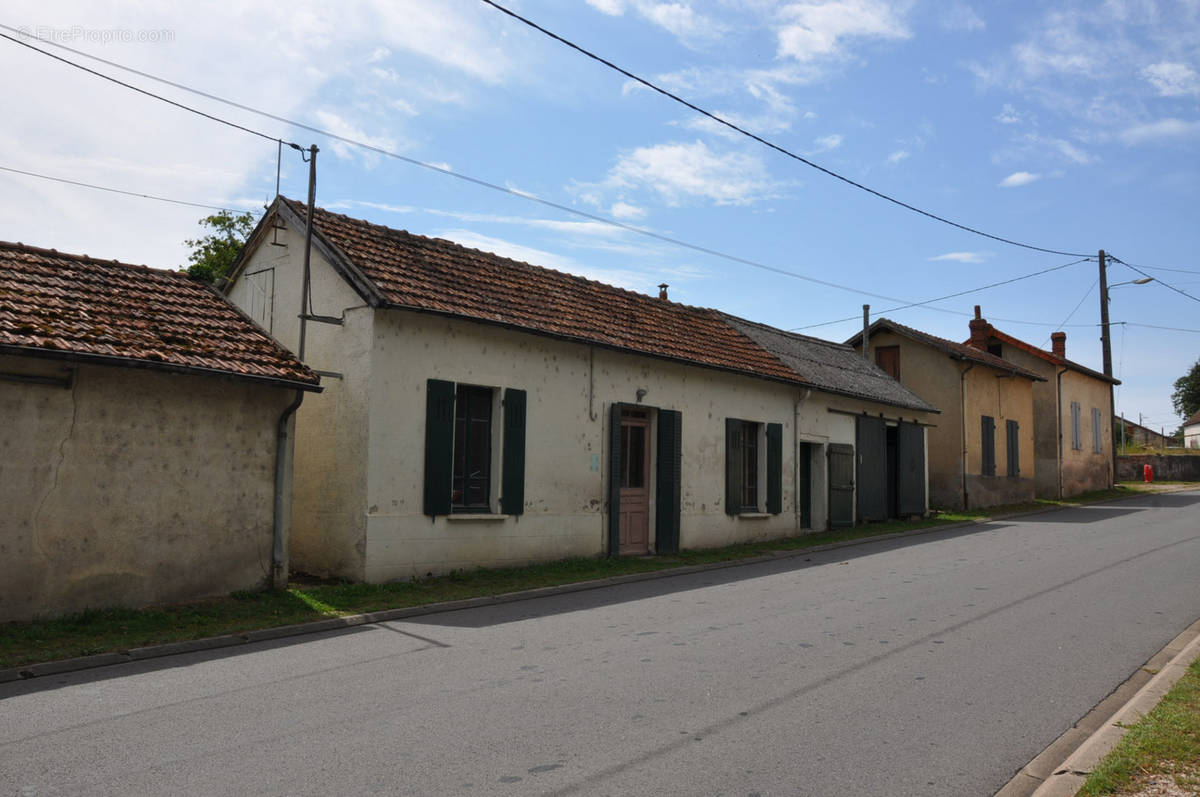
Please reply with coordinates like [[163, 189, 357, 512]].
[[963, 309, 1120, 498], [846, 316, 1042, 510], [0, 241, 320, 623], [1118, 417, 1172, 450], [1184, 410, 1200, 450], [223, 197, 939, 583]]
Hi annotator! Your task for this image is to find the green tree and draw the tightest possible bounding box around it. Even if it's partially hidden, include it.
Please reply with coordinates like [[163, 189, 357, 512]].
[[184, 210, 257, 285], [1171, 358, 1200, 421]]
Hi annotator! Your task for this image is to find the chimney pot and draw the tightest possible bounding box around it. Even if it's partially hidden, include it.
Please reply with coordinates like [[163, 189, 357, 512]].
[[974, 305, 982, 320], [1051, 331, 1066, 359], [658, 283, 669, 300]]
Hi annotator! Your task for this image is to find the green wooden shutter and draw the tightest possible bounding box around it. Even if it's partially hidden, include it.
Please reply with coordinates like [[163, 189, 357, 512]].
[[607, 403, 623, 556], [897, 421, 926, 516], [766, 422, 783, 514], [725, 418, 742, 515], [1006, 419, 1019, 477], [423, 379, 455, 517], [981, 416, 996, 477], [656, 410, 682, 553], [501, 388, 526, 515]]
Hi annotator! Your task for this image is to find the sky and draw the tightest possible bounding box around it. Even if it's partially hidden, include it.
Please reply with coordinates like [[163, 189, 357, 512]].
[[1, 0, 1198, 431]]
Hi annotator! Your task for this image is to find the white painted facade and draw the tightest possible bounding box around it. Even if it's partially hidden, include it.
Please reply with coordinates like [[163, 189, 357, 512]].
[[1186, 422, 1200, 450], [228, 219, 933, 582]]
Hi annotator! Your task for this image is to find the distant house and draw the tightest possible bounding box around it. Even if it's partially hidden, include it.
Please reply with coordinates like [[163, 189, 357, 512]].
[[1118, 418, 1172, 450], [223, 197, 938, 583], [0, 241, 319, 622], [846, 316, 1042, 510], [963, 309, 1120, 498], [1185, 410, 1200, 450]]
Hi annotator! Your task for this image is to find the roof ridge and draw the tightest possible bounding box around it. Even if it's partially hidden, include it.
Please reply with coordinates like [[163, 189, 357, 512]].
[[717, 311, 860, 351], [0, 239, 175, 278]]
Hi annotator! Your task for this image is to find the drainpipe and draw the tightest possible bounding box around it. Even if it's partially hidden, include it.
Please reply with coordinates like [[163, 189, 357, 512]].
[[794, 388, 811, 532], [1056, 366, 1067, 500], [960, 362, 975, 510], [272, 389, 306, 589]]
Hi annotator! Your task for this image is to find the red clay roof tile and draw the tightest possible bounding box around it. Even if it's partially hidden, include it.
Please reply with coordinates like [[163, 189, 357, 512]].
[[0, 241, 318, 388]]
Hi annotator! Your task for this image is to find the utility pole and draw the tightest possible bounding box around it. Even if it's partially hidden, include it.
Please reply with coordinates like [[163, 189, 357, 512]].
[[1098, 249, 1117, 485], [862, 305, 870, 361], [297, 144, 318, 362]]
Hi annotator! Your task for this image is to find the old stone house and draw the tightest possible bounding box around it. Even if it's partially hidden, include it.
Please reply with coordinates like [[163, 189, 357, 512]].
[[0, 241, 319, 622], [965, 310, 1120, 497], [846, 315, 1041, 510], [1183, 410, 1200, 450], [223, 197, 938, 583]]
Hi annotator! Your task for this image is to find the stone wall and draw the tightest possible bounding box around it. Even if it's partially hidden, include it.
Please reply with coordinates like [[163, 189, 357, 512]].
[[1117, 455, 1200, 482]]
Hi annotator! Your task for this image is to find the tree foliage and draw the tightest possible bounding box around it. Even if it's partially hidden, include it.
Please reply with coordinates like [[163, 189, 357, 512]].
[[1171, 358, 1200, 421], [184, 210, 257, 285]]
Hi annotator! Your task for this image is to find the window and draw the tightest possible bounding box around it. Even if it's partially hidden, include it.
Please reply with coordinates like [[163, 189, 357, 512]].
[[1091, 407, 1103, 453], [424, 379, 526, 517], [1070, 401, 1082, 450], [453, 385, 492, 511], [725, 418, 783, 515], [987, 343, 1003, 359], [1006, 419, 1020, 477], [875, 346, 900, 379], [981, 415, 996, 476]]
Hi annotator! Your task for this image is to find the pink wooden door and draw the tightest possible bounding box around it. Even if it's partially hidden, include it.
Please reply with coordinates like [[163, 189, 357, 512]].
[[619, 412, 651, 555]]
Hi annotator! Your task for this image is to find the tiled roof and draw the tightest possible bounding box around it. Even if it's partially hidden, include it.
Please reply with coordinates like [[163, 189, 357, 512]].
[[724, 315, 938, 412], [846, 318, 1046, 381], [266, 198, 934, 409], [0, 241, 319, 389], [980, 327, 1119, 385], [1185, 409, 1200, 428]]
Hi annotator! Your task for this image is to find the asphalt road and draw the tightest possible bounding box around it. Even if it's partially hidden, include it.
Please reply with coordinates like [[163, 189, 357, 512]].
[[3, 491, 1199, 797]]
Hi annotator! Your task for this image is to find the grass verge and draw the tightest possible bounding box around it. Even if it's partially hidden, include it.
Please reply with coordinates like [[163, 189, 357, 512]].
[[1077, 656, 1200, 796], [0, 483, 1190, 671]]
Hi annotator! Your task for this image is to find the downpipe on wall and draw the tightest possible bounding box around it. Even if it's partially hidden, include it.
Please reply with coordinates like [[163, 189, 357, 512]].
[[272, 389, 306, 589], [960, 362, 975, 510], [794, 388, 811, 532]]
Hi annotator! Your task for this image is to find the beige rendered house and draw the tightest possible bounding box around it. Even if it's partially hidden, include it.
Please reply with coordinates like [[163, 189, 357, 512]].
[[965, 310, 1120, 498], [846, 316, 1042, 511], [1184, 410, 1200, 450], [224, 197, 938, 583], [0, 241, 320, 622]]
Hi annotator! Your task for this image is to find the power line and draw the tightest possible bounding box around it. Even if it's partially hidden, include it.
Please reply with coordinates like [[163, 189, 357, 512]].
[[792, 257, 1092, 331], [1042, 276, 1098, 346], [1120, 322, 1200, 334], [1116, 261, 1200, 276], [0, 25, 991, 308], [478, 0, 1091, 259], [0, 30, 295, 148], [0, 164, 254, 215], [1110, 255, 1200, 304]]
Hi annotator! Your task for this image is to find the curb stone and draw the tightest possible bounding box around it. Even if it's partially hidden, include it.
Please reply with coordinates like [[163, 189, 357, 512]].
[[0, 487, 1192, 684]]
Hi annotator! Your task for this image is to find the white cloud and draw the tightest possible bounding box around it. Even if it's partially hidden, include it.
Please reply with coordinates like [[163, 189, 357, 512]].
[[813, 133, 844, 152], [995, 103, 1022, 124], [1142, 62, 1200, 96], [611, 202, 647, 220], [585, 0, 723, 44], [929, 251, 987, 263], [886, 149, 910, 164], [941, 4, 985, 32], [586, 0, 625, 14], [998, 171, 1041, 187], [312, 110, 400, 164], [775, 1, 911, 62], [594, 140, 776, 206], [1118, 118, 1200, 145]]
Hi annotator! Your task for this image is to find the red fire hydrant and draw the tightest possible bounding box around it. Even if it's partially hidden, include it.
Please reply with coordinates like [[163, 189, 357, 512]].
[[1144, 464, 1154, 483]]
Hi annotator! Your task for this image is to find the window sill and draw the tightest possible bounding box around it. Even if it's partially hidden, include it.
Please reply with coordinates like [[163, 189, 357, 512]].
[[447, 513, 507, 523], [737, 512, 772, 519]]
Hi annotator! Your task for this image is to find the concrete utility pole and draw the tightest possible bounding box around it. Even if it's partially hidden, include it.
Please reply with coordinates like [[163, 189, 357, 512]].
[[298, 144, 319, 362], [1098, 249, 1117, 485]]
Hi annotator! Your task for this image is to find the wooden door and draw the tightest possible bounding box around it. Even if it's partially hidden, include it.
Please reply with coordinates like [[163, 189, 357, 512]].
[[619, 411, 651, 555]]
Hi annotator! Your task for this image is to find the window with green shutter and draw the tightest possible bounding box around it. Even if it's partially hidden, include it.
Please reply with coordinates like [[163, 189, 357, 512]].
[[725, 417, 782, 515], [981, 415, 996, 477]]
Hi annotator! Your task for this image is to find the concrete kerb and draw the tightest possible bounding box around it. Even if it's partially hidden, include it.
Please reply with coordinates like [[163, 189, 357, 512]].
[[1025, 622, 1200, 797], [0, 487, 1190, 685]]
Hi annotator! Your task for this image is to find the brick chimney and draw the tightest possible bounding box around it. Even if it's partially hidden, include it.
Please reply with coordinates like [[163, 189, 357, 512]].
[[1051, 331, 1066, 359], [658, 283, 669, 300], [967, 305, 991, 350]]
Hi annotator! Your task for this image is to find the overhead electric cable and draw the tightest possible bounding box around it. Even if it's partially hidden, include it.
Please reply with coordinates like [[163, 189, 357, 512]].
[[477, 0, 1091, 259], [791, 257, 1092, 331], [0, 164, 254, 215], [1111, 261, 1200, 276], [1042, 276, 1099, 346], [0, 25, 958, 306], [1109, 255, 1200, 304], [0, 31, 295, 148]]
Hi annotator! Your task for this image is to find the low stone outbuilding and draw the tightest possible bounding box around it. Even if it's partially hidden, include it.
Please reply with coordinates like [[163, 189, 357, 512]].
[[1184, 410, 1200, 450], [0, 241, 320, 622], [223, 197, 938, 583]]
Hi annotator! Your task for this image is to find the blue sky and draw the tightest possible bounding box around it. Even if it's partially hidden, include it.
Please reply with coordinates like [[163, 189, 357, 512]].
[[2, 0, 1198, 430]]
